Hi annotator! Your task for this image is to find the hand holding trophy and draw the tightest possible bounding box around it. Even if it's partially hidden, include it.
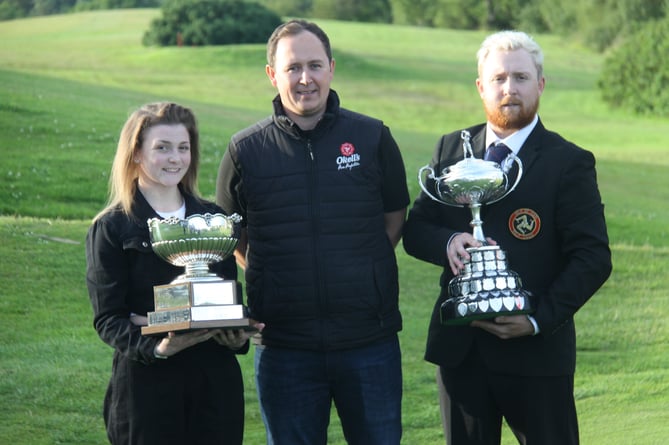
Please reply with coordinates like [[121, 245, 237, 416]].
[[418, 130, 534, 325], [142, 212, 256, 335]]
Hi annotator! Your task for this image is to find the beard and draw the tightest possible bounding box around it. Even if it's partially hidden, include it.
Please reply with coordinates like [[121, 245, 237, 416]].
[[484, 97, 539, 131]]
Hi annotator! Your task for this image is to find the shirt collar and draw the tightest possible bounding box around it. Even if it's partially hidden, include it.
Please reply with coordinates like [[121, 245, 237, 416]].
[[485, 114, 539, 155]]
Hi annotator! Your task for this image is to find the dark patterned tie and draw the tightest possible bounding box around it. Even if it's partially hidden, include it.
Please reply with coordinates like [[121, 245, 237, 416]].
[[485, 142, 512, 164]]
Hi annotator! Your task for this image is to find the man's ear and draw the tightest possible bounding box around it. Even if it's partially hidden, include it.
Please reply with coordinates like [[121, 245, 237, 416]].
[[266, 64, 277, 87]]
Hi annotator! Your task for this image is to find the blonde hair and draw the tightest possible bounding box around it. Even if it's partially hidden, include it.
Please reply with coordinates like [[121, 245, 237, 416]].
[[477, 30, 544, 79], [94, 102, 200, 221]]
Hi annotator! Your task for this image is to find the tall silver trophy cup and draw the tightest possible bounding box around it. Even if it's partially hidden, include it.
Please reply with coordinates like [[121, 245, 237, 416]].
[[418, 131, 534, 325], [142, 213, 255, 335]]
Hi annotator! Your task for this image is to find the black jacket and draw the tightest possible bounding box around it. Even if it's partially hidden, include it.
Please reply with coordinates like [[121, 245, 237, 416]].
[[217, 91, 410, 350], [403, 120, 612, 376], [86, 188, 241, 364]]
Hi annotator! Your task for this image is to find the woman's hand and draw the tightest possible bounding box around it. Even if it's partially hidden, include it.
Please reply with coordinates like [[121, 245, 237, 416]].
[[154, 329, 218, 358]]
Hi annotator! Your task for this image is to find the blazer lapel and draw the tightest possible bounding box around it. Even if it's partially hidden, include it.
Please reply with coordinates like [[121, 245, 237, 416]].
[[516, 119, 545, 172], [503, 119, 545, 187], [471, 128, 487, 159]]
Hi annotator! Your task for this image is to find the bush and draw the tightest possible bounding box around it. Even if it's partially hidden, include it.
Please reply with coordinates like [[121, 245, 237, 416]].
[[257, 0, 313, 18], [256, 0, 393, 24], [311, 0, 392, 23], [74, 0, 161, 12], [598, 18, 669, 116], [142, 0, 283, 46]]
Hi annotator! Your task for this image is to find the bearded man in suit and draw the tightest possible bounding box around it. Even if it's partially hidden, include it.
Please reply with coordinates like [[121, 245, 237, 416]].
[[403, 30, 612, 445]]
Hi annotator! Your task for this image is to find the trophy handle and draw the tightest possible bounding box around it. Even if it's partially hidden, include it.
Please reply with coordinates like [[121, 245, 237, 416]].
[[487, 153, 524, 205], [419, 165, 460, 206]]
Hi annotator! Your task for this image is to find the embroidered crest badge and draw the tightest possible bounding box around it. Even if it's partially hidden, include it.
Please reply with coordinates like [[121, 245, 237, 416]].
[[340, 142, 355, 157], [336, 142, 360, 170], [508, 208, 541, 240]]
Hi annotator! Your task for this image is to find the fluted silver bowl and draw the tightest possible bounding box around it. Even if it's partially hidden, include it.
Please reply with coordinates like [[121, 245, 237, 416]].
[[148, 213, 242, 280], [431, 158, 509, 206]]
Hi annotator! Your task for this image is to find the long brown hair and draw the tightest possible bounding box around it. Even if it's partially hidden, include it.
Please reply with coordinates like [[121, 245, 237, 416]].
[[94, 102, 200, 221]]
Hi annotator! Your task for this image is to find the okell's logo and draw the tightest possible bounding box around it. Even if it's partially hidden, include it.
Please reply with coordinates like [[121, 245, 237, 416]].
[[336, 142, 361, 171]]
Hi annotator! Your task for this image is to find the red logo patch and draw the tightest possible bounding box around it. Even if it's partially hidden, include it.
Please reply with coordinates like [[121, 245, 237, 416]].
[[508, 208, 541, 240], [340, 142, 355, 157]]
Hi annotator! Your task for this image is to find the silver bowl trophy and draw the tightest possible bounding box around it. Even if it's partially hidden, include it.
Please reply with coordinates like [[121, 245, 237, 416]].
[[418, 131, 534, 325], [141, 212, 255, 336]]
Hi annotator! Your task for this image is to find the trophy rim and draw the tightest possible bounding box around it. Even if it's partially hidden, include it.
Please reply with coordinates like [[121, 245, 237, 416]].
[[147, 212, 242, 269], [436, 160, 508, 205]]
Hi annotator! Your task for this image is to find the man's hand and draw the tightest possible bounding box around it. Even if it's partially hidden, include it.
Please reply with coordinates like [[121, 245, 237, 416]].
[[471, 315, 534, 339], [212, 320, 265, 350], [447, 233, 496, 275]]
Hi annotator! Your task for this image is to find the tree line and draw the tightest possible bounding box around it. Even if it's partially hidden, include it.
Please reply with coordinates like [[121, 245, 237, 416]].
[[4, 0, 664, 53], [0, 0, 160, 20], [2, 0, 667, 116]]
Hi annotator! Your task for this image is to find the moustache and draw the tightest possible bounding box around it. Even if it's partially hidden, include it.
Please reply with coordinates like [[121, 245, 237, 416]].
[[500, 100, 522, 107]]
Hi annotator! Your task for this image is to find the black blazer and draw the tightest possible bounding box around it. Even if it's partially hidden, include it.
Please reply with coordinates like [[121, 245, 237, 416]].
[[403, 119, 612, 376]]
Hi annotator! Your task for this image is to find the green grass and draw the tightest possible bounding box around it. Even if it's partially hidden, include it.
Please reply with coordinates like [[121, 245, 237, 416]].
[[1, 10, 668, 445]]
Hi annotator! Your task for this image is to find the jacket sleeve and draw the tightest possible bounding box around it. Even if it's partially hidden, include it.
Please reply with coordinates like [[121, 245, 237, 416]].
[[85, 217, 160, 364], [378, 125, 410, 212], [535, 148, 612, 334], [216, 142, 246, 223]]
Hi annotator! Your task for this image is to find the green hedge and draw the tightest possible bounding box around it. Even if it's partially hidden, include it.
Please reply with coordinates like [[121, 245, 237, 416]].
[[143, 0, 282, 46], [599, 18, 669, 116]]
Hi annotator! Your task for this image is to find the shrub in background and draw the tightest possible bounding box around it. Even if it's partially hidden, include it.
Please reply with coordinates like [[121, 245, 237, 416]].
[[142, 0, 282, 46], [256, 0, 393, 24], [311, 0, 392, 24], [257, 0, 313, 18], [75, 0, 161, 12], [599, 18, 669, 116]]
